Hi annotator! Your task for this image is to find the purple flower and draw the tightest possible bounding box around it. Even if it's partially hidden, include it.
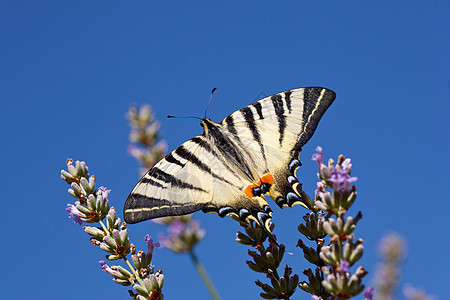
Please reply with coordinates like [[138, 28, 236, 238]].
[[145, 234, 160, 253], [98, 186, 111, 200], [342, 158, 352, 171], [339, 261, 350, 272], [364, 286, 375, 300], [127, 143, 136, 155], [127, 144, 143, 160], [315, 181, 326, 197], [99, 260, 108, 270], [378, 233, 407, 261], [99, 260, 115, 276], [168, 219, 185, 237], [311, 146, 324, 166], [158, 233, 169, 248], [317, 210, 326, 222], [329, 168, 357, 191], [65, 204, 83, 225]]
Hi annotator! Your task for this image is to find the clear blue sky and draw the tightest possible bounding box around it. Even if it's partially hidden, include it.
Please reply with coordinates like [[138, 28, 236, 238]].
[[1, 1, 449, 299]]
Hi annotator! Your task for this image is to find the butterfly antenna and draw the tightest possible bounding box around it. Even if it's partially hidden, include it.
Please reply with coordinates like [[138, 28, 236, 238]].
[[167, 115, 202, 120], [204, 88, 217, 119]]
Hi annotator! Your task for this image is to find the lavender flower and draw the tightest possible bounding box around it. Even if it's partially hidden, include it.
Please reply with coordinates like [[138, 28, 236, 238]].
[[374, 233, 407, 300], [126, 105, 206, 254], [126, 105, 212, 299], [61, 159, 89, 184], [158, 218, 205, 253], [126, 104, 167, 173], [311, 146, 324, 167], [61, 159, 164, 299], [145, 234, 160, 253], [65, 204, 84, 224], [98, 186, 111, 200], [328, 167, 357, 192], [299, 147, 367, 299], [237, 220, 299, 299], [403, 284, 436, 300], [99, 260, 112, 273], [339, 261, 350, 273], [364, 286, 375, 300], [167, 219, 185, 236]]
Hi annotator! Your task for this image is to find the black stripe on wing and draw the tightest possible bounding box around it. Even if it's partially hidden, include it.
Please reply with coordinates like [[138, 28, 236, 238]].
[[271, 94, 286, 146], [252, 102, 264, 119], [164, 152, 184, 167], [139, 176, 164, 188], [296, 87, 336, 148], [284, 91, 292, 113], [175, 144, 236, 186], [146, 167, 207, 192], [240, 106, 266, 161], [124, 193, 207, 224], [190, 136, 241, 182], [224, 115, 244, 145]]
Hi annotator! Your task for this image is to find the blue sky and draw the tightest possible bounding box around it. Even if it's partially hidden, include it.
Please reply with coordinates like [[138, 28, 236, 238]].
[[1, 1, 449, 299]]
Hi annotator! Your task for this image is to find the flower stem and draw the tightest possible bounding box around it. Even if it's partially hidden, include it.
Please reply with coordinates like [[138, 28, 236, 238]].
[[99, 220, 109, 236], [123, 256, 145, 287], [189, 250, 221, 300]]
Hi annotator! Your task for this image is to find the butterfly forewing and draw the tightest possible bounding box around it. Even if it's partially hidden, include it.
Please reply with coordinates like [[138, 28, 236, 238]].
[[124, 136, 213, 223]]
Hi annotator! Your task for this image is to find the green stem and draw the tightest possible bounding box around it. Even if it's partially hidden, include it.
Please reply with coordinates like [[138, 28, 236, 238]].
[[99, 220, 109, 235], [123, 256, 145, 287], [189, 250, 222, 300]]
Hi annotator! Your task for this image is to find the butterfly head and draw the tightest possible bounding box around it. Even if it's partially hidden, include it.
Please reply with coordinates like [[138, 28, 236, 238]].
[[200, 118, 216, 135]]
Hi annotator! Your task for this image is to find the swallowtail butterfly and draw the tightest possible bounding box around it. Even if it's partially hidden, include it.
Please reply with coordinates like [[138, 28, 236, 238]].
[[124, 87, 335, 234]]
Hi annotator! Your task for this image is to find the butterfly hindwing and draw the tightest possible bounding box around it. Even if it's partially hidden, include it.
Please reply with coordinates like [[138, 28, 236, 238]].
[[124, 87, 335, 232]]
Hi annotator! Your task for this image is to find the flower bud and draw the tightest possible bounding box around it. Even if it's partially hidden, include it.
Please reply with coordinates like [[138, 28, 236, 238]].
[[80, 177, 95, 195], [84, 226, 105, 239], [236, 231, 253, 245], [299, 268, 322, 294], [247, 260, 267, 273], [256, 280, 277, 299], [106, 207, 121, 231], [299, 190, 313, 208], [101, 236, 117, 252], [133, 283, 150, 297], [70, 182, 83, 198]]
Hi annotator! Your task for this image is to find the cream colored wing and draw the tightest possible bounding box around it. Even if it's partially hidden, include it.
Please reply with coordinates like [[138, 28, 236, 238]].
[[124, 136, 210, 223], [124, 87, 335, 233], [124, 135, 271, 227], [220, 87, 336, 209]]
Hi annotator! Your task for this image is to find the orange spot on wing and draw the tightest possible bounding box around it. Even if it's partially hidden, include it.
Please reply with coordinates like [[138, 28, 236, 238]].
[[258, 173, 274, 185], [244, 184, 258, 198]]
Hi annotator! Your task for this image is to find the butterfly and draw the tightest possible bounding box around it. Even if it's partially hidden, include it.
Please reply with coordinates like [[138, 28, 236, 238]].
[[124, 87, 335, 234]]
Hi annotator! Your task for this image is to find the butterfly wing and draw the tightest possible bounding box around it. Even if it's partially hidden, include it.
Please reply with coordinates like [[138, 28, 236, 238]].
[[124, 134, 270, 225], [124, 87, 335, 232], [220, 87, 336, 209], [124, 136, 213, 223]]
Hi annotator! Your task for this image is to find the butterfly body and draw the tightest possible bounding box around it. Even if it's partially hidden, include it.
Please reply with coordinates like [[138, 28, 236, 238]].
[[124, 87, 336, 232]]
